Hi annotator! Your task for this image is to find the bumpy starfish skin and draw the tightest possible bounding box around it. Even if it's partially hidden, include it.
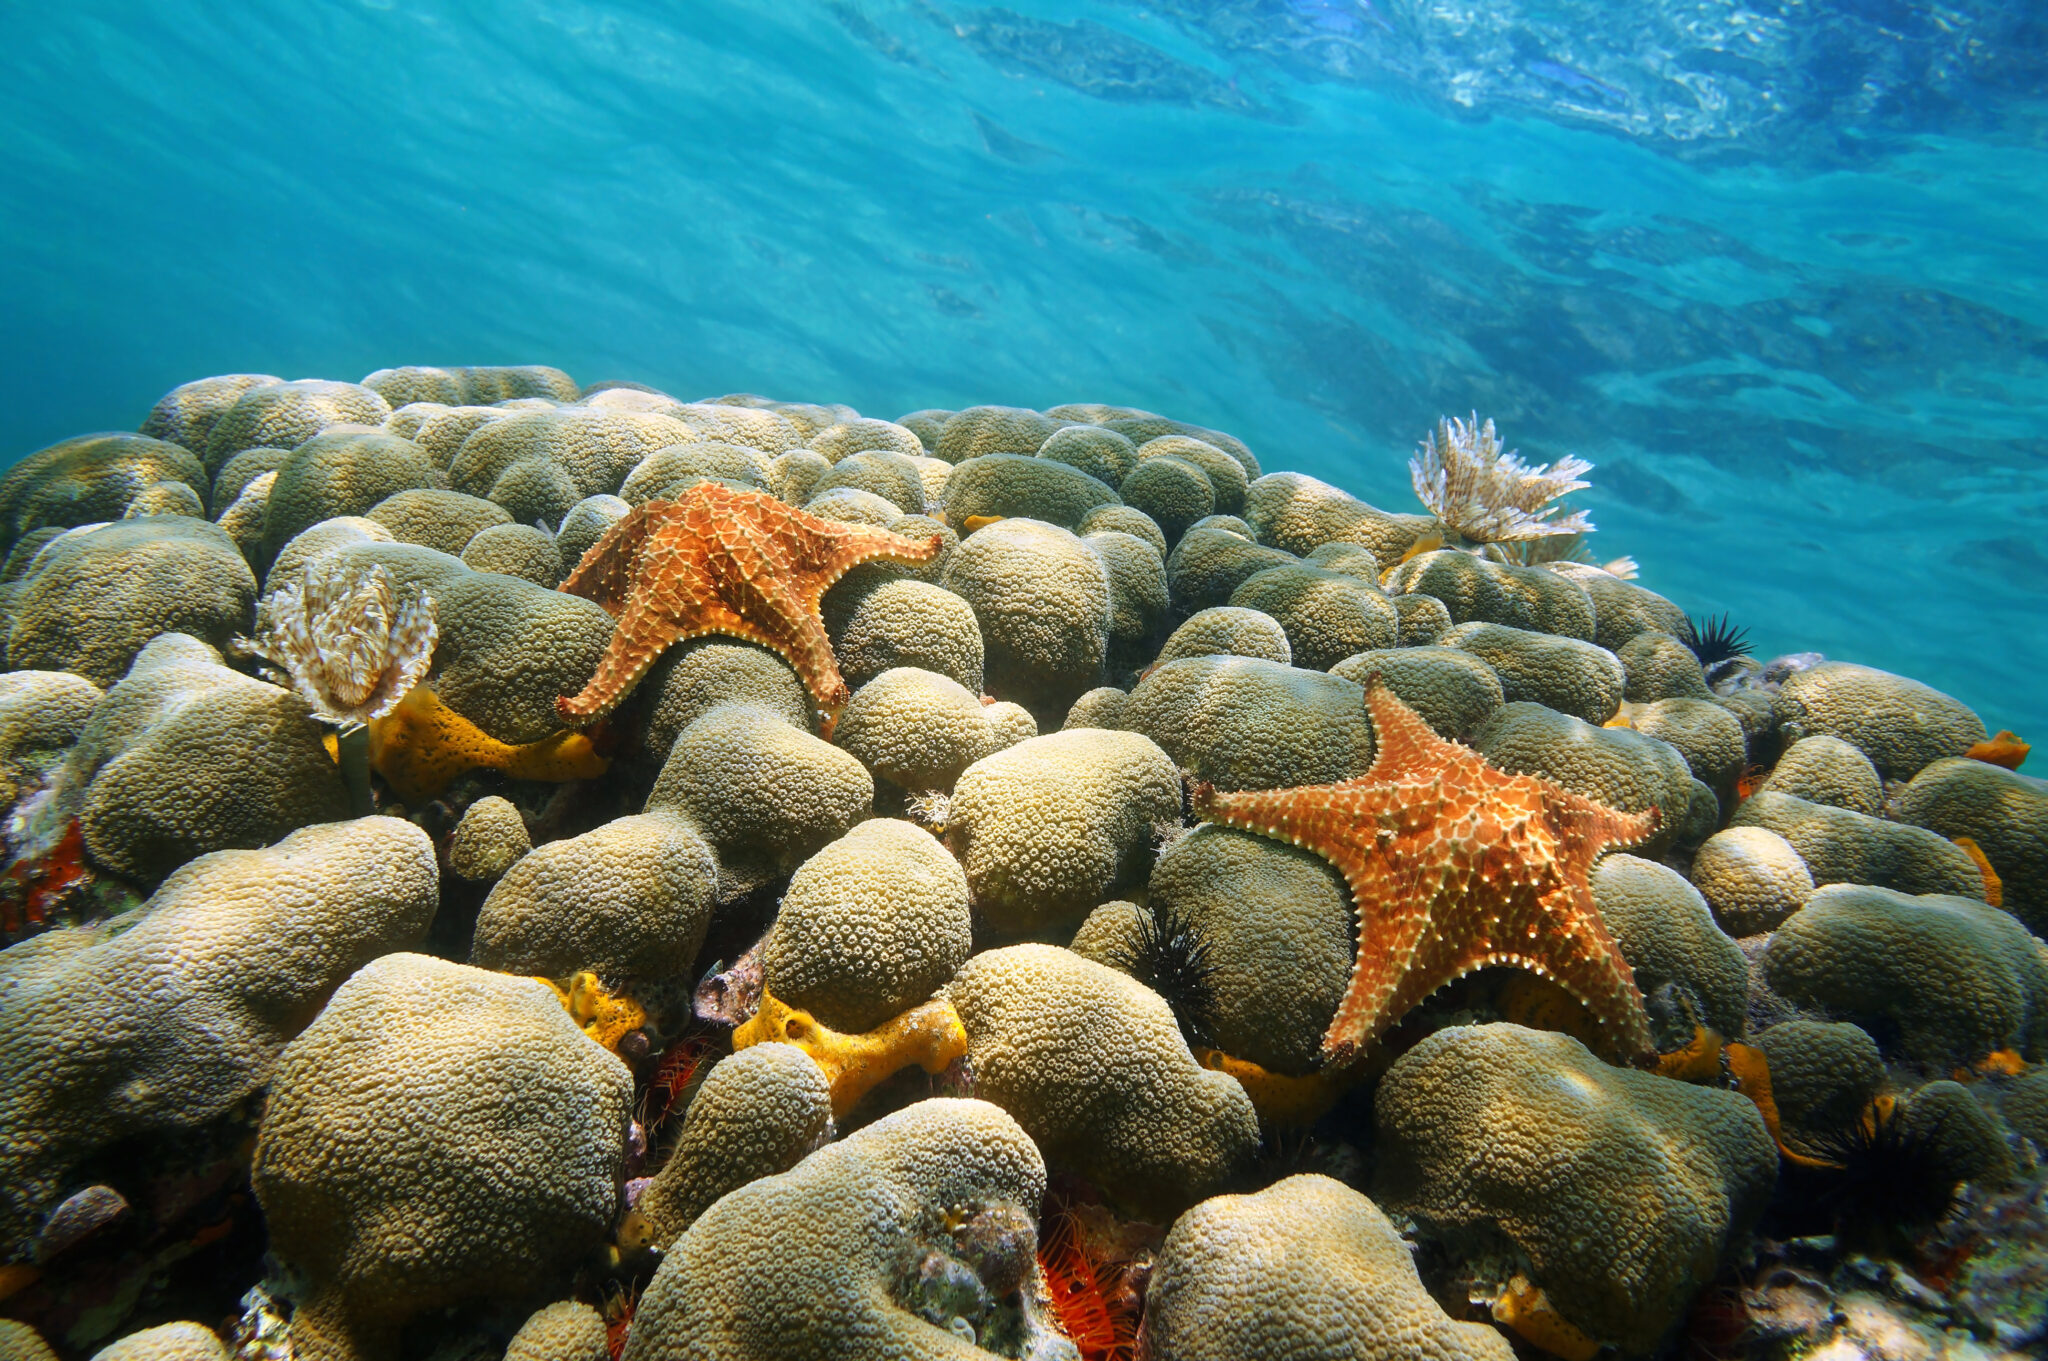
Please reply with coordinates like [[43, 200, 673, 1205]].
[[555, 484, 941, 727], [1192, 677, 1657, 1065]]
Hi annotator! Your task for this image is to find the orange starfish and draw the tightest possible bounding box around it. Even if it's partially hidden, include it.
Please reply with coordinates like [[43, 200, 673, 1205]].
[[556, 484, 941, 732], [1191, 676, 1657, 1065]]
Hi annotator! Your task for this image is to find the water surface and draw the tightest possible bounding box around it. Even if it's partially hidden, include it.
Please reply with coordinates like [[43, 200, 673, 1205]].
[[5, 0, 2043, 735]]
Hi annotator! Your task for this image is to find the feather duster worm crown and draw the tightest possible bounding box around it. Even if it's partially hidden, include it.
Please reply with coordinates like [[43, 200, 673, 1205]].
[[237, 560, 437, 726]]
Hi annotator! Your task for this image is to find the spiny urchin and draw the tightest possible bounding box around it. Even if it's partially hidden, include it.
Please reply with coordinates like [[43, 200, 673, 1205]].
[[1776, 1097, 1965, 1253], [1679, 611, 1753, 668], [1108, 900, 1218, 1048]]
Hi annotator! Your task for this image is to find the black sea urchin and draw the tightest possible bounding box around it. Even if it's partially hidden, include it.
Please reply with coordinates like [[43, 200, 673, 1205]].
[[1680, 611, 1753, 667], [1110, 901, 1218, 1049], [1777, 1098, 1964, 1254]]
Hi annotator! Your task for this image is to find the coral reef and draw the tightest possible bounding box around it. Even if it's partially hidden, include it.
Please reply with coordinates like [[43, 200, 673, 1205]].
[[1384, 548, 1597, 639], [1086, 528, 1169, 673], [1117, 654, 1375, 791], [252, 953, 631, 1361], [202, 380, 391, 470], [1438, 620, 1624, 724], [446, 793, 529, 880], [1152, 604, 1292, 669], [1, 434, 210, 548], [1761, 882, 2048, 1066], [1618, 629, 1714, 702], [1732, 788, 1987, 899], [622, 1098, 1074, 1361], [0, 669, 103, 812], [2, 818, 436, 1257], [1892, 756, 2048, 934], [1470, 700, 1695, 857], [636, 636, 812, 758], [947, 945, 1258, 1219], [87, 1322, 228, 1361], [140, 374, 283, 455], [1144, 1175, 1515, 1361], [1591, 853, 1750, 1043], [934, 404, 1066, 463], [471, 811, 715, 980], [1328, 644, 1504, 740], [645, 701, 872, 889], [626, 1043, 833, 1249], [947, 729, 1180, 937], [944, 454, 1120, 529], [6, 517, 257, 687], [364, 488, 511, 557], [826, 576, 985, 693], [1242, 470, 1429, 563], [1774, 660, 1987, 780], [941, 518, 1112, 723], [503, 1302, 607, 1361], [7, 372, 2045, 1356], [1228, 562, 1398, 670], [1161, 525, 1297, 615], [1753, 1018, 1886, 1147], [1758, 733, 1885, 814], [1375, 1023, 1776, 1355], [833, 666, 1030, 793], [31, 634, 350, 884], [259, 431, 438, 561], [1111, 823, 1351, 1074], [1690, 824, 1815, 935], [761, 817, 973, 1032]]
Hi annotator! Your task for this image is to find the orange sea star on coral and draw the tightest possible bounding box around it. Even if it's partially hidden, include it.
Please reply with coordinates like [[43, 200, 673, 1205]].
[[554, 484, 941, 732], [1191, 676, 1658, 1065]]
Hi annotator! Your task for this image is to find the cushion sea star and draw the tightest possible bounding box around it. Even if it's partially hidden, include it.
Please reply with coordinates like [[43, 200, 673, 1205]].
[[1191, 676, 1657, 1065], [554, 484, 941, 733]]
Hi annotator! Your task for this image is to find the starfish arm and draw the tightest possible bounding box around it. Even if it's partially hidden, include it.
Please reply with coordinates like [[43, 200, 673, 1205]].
[[559, 501, 667, 616], [1590, 802, 1660, 853], [1362, 675, 1489, 784], [712, 533, 853, 719], [796, 519, 943, 578], [556, 592, 687, 725], [1535, 882, 1656, 1061], [1318, 844, 1438, 1062], [1193, 781, 1413, 1061]]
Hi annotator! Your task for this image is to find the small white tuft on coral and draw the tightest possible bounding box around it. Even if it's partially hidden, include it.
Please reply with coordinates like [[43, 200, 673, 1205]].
[[236, 560, 437, 727], [902, 789, 953, 836], [1410, 413, 1595, 545]]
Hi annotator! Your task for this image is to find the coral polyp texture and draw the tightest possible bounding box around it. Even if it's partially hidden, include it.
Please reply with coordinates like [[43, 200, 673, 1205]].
[[1144, 1174, 1516, 1361], [3, 371, 2043, 1359]]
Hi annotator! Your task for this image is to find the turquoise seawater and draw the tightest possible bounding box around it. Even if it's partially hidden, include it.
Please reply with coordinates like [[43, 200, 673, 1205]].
[[5, 1, 2044, 739]]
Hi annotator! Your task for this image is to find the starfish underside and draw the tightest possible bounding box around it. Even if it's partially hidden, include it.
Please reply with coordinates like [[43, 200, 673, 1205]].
[[1192, 677, 1657, 1065], [555, 483, 941, 727]]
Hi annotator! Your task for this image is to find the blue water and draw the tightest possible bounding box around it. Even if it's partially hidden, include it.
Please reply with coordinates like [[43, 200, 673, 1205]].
[[4, 1, 2044, 740]]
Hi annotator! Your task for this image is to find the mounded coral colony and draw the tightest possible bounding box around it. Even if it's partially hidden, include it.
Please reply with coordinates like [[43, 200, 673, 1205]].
[[0, 372, 2043, 1361]]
